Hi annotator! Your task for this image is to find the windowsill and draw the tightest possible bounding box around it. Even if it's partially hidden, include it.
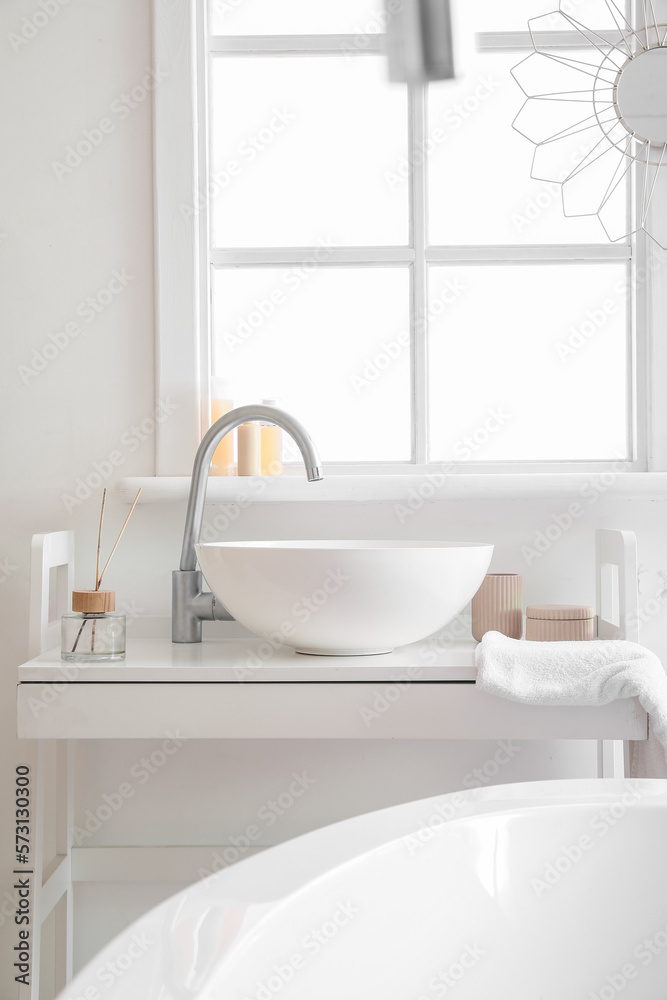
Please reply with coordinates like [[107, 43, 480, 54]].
[[119, 473, 667, 503]]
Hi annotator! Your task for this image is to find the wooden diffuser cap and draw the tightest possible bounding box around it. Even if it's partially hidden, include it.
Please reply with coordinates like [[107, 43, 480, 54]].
[[71, 590, 115, 613]]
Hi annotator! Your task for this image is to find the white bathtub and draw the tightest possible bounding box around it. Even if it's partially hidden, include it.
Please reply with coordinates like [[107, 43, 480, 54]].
[[60, 779, 667, 999]]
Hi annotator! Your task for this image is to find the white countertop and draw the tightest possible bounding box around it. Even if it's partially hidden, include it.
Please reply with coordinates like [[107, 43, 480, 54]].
[[18, 637, 478, 683], [18, 638, 647, 747]]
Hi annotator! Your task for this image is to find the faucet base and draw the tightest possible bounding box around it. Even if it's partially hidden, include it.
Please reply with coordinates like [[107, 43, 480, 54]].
[[172, 570, 234, 642], [172, 570, 204, 643]]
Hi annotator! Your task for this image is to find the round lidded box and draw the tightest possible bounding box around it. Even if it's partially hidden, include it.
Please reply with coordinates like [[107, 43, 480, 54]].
[[525, 604, 595, 642]]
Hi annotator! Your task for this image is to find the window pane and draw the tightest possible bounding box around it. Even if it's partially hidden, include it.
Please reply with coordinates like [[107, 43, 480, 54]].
[[470, 0, 619, 32], [210, 57, 408, 247], [428, 265, 628, 462], [212, 267, 411, 462], [427, 51, 626, 245], [209, 0, 384, 36]]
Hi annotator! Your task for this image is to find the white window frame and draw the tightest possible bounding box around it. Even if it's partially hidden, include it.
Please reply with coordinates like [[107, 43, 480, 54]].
[[152, 0, 667, 481]]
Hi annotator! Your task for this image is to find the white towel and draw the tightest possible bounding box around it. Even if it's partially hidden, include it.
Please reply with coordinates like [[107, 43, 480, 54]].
[[476, 632, 667, 778]]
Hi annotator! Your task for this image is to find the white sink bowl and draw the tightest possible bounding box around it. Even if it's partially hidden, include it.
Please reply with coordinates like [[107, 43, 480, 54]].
[[195, 540, 493, 655]]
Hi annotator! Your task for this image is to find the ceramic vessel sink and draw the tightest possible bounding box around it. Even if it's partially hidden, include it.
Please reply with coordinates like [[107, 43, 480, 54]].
[[195, 540, 493, 655]]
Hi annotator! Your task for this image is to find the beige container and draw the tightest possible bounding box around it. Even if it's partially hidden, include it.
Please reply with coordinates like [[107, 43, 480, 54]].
[[525, 604, 595, 641], [471, 574, 523, 641]]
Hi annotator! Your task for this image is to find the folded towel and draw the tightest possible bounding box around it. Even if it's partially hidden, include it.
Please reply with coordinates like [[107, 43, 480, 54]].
[[476, 632, 667, 777]]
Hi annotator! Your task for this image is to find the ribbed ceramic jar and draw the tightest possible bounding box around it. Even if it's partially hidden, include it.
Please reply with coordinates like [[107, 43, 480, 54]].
[[525, 605, 595, 642], [471, 574, 523, 641]]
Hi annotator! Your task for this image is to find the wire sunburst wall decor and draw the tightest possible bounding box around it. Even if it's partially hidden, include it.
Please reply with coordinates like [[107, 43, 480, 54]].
[[512, 1, 667, 248]]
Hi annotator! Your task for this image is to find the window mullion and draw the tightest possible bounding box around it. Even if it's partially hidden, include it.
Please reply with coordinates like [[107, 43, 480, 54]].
[[427, 245, 632, 263], [410, 83, 428, 466], [208, 34, 385, 55], [206, 33, 554, 56], [475, 30, 612, 49], [209, 248, 415, 265], [154, 0, 202, 475], [644, 177, 667, 470]]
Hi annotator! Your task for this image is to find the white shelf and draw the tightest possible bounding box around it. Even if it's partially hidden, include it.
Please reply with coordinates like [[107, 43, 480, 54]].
[[118, 473, 667, 504], [18, 637, 478, 683], [17, 639, 647, 742], [18, 679, 647, 741]]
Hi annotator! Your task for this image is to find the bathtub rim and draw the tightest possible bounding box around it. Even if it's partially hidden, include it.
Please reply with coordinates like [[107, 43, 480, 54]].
[[61, 777, 667, 998]]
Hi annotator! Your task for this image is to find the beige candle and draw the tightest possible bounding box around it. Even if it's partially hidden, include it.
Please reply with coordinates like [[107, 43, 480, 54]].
[[261, 424, 283, 476], [211, 398, 234, 475], [210, 378, 234, 476], [260, 399, 283, 476], [237, 422, 261, 476]]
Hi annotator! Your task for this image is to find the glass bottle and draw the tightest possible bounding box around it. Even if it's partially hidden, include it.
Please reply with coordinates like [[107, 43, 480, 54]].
[[61, 590, 126, 662]]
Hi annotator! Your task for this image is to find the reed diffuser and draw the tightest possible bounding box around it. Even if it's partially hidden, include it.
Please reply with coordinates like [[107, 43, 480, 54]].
[[61, 488, 141, 662]]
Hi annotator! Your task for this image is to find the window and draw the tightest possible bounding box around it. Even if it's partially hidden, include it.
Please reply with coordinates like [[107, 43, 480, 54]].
[[154, 0, 660, 478]]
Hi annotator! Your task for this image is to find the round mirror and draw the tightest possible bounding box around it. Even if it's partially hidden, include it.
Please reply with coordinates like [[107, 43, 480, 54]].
[[615, 46, 667, 144]]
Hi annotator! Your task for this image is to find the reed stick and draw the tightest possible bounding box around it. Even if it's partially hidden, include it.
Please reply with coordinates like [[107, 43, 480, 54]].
[[95, 488, 107, 591], [96, 488, 142, 590], [71, 618, 88, 653]]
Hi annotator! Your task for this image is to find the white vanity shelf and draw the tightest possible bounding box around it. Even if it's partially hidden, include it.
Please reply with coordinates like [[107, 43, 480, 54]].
[[17, 636, 647, 742], [17, 527, 648, 745], [14, 528, 648, 1000]]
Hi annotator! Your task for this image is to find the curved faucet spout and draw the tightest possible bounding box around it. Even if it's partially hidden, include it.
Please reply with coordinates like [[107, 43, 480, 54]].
[[179, 405, 323, 573]]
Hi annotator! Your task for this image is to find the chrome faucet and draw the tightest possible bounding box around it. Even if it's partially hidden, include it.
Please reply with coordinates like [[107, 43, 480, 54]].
[[172, 404, 323, 643]]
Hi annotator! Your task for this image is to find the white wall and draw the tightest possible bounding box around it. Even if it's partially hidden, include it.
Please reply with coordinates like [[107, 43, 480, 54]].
[[3, 0, 667, 993], [0, 0, 156, 991]]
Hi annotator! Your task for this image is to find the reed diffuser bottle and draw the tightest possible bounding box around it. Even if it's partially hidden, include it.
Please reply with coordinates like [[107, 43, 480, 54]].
[[61, 487, 141, 662], [62, 590, 126, 662]]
